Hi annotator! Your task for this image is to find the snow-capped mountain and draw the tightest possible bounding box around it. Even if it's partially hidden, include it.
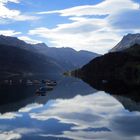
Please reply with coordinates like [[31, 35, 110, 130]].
[[110, 33, 140, 52]]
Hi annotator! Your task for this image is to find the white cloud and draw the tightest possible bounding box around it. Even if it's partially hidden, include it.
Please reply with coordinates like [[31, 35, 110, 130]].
[[0, 30, 21, 36], [33, 0, 140, 54], [19, 103, 43, 112], [18, 36, 42, 44], [29, 91, 140, 140], [38, 0, 139, 17], [14, 14, 39, 21], [0, 4, 20, 19], [40, 130, 140, 140], [0, 0, 38, 22], [0, 0, 20, 3], [14, 127, 41, 135], [29, 17, 121, 54], [0, 91, 138, 140], [0, 128, 40, 140], [0, 112, 22, 119], [108, 9, 140, 30], [0, 131, 21, 140], [30, 91, 123, 129]]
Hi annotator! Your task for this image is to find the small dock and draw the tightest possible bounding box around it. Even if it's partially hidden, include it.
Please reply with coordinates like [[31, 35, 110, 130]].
[[0, 79, 57, 86], [0, 79, 57, 96]]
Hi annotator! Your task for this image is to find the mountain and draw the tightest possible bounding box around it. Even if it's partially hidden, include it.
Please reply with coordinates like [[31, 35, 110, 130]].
[[73, 44, 140, 86], [33, 43, 99, 71], [0, 35, 33, 50], [0, 44, 63, 79], [0, 35, 99, 71], [110, 33, 140, 52], [0, 35, 99, 78]]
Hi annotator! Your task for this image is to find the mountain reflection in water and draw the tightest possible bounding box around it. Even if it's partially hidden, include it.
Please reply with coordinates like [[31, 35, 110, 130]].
[[0, 76, 139, 140]]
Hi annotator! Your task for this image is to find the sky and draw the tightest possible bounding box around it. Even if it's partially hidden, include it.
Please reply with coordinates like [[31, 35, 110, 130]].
[[0, 0, 140, 54]]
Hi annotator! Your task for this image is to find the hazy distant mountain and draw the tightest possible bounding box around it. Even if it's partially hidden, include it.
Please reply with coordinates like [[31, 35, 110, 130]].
[[0, 35, 99, 78], [33, 43, 99, 70], [110, 33, 140, 52]]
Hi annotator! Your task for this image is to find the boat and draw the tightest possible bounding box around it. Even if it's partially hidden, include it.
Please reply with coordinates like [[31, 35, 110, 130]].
[[26, 80, 33, 85], [33, 80, 41, 85], [46, 85, 54, 90], [36, 87, 47, 96], [35, 86, 53, 96], [46, 81, 57, 86]]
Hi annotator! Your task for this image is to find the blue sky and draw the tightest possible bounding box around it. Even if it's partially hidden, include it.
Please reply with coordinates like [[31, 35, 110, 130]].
[[0, 0, 140, 54]]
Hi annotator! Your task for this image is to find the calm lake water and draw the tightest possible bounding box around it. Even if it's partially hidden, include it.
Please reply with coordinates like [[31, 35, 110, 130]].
[[0, 76, 140, 140]]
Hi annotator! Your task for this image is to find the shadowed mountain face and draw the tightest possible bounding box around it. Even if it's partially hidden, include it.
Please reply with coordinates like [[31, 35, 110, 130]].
[[74, 44, 140, 86], [0, 44, 62, 78], [0, 35, 34, 51], [71, 34, 140, 111], [0, 35, 99, 77]]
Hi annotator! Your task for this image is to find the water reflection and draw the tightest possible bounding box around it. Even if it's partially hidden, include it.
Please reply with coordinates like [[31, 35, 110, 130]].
[[0, 77, 95, 113], [0, 91, 140, 140], [0, 77, 140, 140], [80, 76, 140, 112]]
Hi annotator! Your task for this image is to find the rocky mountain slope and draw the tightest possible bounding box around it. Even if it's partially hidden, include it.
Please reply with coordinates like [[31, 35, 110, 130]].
[[110, 33, 140, 52]]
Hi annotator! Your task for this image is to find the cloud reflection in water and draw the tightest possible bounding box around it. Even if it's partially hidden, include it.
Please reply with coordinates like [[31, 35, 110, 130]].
[[0, 91, 140, 140]]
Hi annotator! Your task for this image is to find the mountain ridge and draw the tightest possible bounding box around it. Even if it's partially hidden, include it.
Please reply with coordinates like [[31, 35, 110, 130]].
[[0, 35, 99, 71], [0, 35, 99, 78], [73, 43, 140, 86], [110, 33, 140, 52]]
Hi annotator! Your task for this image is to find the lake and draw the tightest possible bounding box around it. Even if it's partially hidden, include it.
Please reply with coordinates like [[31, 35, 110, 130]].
[[0, 76, 140, 140]]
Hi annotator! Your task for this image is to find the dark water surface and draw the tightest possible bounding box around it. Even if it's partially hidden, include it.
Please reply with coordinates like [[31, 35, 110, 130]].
[[0, 76, 140, 140]]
